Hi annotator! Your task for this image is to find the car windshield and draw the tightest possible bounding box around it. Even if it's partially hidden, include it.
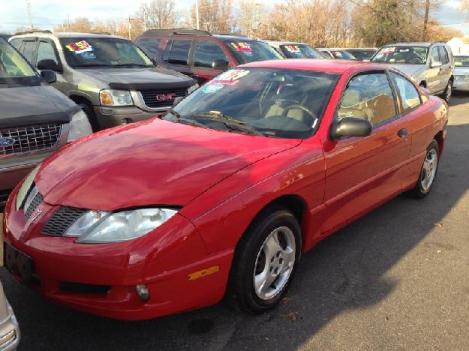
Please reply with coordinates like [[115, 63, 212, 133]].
[[348, 50, 376, 60], [60, 37, 153, 68], [332, 50, 356, 60], [455, 56, 469, 67], [280, 44, 322, 59], [225, 40, 282, 63], [164, 68, 338, 139], [372, 46, 428, 64], [0, 38, 39, 85]]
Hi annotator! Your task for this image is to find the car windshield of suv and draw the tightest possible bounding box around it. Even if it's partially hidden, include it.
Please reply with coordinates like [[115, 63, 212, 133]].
[[164, 68, 338, 139], [226, 40, 282, 63], [455, 56, 469, 67], [60, 37, 153, 68], [280, 44, 322, 59], [372, 46, 428, 64], [0, 39, 39, 85]]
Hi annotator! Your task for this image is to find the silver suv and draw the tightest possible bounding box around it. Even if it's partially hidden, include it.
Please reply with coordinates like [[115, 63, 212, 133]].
[[371, 42, 454, 101], [10, 31, 197, 130]]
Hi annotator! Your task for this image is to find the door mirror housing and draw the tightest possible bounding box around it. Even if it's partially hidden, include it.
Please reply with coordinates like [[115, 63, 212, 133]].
[[37, 59, 62, 73], [330, 117, 372, 139], [211, 59, 229, 70], [40, 70, 57, 84]]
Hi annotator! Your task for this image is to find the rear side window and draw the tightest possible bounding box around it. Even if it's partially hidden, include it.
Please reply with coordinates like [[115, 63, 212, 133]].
[[430, 46, 440, 65], [390, 72, 421, 111], [37, 41, 59, 65], [193, 41, 228, 68], [338, 73, 397, 126], [438, 46, 449, 65], [21, 40, 37, 64], [165, 40, 191, 65]]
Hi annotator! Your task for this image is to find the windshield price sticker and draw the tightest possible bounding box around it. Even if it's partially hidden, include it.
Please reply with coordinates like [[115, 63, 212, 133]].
[[66, 40, 93, 54], [231, 42, 252, 53], [285, 45, 300, 53], [215, 69, 250, 82]]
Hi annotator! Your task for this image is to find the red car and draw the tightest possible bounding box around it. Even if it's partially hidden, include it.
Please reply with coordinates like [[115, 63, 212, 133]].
[[3, 60, 448, 320]]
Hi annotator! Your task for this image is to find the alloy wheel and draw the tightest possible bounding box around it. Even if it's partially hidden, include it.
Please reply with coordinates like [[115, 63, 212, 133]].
[[420, 148, 438, 192]]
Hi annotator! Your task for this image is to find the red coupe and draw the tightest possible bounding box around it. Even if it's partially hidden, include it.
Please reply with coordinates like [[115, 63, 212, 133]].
[[3, 60, 448, 320]]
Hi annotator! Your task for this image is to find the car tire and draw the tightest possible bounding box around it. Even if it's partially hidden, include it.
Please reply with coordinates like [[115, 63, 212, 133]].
[[229, 208, 302, 314], [79, 102, 100, 132], [407, 140, 440, 198], [443, 80, 452, 103]]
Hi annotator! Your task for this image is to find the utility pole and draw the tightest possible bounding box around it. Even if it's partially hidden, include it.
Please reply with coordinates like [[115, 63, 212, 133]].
[[128, 17, 132, 39], [26, 0, 33, 30], [422, 0, 430, 41], [195, 0, 200, 29]]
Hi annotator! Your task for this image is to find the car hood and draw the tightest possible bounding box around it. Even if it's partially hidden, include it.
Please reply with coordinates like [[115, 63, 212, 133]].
[[77, 67, 195, 90], [454, 67, 469, 75], [36, 119, 301, 210], [0, 85, 76, 128], [391, 64, 426, 79]]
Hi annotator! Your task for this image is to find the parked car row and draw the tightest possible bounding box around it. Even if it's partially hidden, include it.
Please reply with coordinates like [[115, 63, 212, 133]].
[[0, 28, 456, 347]]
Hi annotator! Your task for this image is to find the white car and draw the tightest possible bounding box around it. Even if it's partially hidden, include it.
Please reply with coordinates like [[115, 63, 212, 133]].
[[0, 281, 19, 350], [453, 55, 469, 91]]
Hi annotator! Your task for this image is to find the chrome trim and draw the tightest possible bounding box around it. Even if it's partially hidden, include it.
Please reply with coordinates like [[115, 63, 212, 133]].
[[131, 90, 174, 112]]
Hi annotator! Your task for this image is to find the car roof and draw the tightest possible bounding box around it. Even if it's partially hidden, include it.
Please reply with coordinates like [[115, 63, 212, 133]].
[[382, 42, 441, 47], [12, 31, 126, 40], [240, 58, 386, 74], [213, 34, 260, 41]]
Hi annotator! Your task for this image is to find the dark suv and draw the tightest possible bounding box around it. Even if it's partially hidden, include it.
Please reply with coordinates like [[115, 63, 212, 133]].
[[136, 29, 282, 85], [10, 31, 197, 130]]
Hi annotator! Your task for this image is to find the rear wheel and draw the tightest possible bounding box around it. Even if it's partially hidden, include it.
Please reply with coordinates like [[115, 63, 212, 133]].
[[407, 140, 439, 198], [443, 80, 452, 103], [229, 208, 302, 313]]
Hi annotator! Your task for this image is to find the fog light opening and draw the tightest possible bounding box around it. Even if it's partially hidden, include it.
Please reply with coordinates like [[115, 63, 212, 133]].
[[136, 284, 150, 302]]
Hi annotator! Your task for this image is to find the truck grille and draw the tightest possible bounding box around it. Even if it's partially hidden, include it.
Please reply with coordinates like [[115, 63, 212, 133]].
[[140, 88, 187, 108], [0, 123, 62, 157], [42, 207, 87, 236], [24, 187, 43, 220]]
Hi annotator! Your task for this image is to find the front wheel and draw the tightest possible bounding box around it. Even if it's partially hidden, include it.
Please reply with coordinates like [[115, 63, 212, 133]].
[[229, 209, 302, 313], [443, 80, 452, 103], [407, 140, 439, 198]]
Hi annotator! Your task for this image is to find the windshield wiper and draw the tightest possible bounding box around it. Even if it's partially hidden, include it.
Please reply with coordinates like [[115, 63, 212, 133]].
[[190, 111, 264, 136], [112, 63, 152, 68], [164, 109, 208, 129]]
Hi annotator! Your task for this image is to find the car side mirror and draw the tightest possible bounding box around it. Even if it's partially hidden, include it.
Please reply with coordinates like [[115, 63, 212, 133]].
[[173, 96, 184, 106], [211, 59, 229, 70], [330, 117, 372, 139], [40, 70, 57, 84], [431, 61, 442, 68], [37, 59, 62, 73]]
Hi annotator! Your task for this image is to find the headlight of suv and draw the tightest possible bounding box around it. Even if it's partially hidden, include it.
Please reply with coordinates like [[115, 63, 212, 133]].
[[16, 164, 40, 210], [67, 110, 92, 142], [65, 208, 178, 243], [187, 83, 199, 95], [99, 89, 133, 106]]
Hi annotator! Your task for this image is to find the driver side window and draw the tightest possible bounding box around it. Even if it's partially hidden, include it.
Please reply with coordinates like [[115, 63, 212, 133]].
[[338, 73, 397, 126]]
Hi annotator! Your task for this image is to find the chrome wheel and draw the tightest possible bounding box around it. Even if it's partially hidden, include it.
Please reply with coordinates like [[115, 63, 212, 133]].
[[253, 226, 296, 301], [420, 148, 438, 192], [445, 81, 452, 101]]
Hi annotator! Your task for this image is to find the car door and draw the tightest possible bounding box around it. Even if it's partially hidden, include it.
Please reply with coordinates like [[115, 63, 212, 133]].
[[192, 39, 231, 85], [17, 38, 38, 65], [321, 71, 411, 236], [161, 38, 193, 77], [437, 45, 452, 90], [427, 46, 445, 94], [35, 39, 70, 91]]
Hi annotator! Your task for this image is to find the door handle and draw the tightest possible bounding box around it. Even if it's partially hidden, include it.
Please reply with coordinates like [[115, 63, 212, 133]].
[[398, 128, 408, 138]]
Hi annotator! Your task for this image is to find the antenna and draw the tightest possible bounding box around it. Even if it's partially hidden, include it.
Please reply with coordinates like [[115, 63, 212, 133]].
[[26, 0, 33, 29]]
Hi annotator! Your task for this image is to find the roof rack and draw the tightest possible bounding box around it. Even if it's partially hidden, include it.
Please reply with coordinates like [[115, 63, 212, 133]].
[[213, 32, 247, 37], [143, 28, 212, 36], [14, 29, 52, 35]]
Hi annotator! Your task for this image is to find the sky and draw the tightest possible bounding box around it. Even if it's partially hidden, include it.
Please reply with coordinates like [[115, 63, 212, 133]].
[[0, 0, 468, 35]]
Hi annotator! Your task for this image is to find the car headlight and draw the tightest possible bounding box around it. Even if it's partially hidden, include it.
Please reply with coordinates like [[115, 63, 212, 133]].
[[16, 165, 40, 210], [99, 89, 133, 106], [65, 208, 178, 243], [187, 83, 199, 95], [67, 110, 92, 142]]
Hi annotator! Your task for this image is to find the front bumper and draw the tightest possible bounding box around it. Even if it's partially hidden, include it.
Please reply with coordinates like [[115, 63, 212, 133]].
[[0, 300, 20, 351], [93, 106, 164, 130], [453, 76, 469, 91], [3, 192, 232, 320]]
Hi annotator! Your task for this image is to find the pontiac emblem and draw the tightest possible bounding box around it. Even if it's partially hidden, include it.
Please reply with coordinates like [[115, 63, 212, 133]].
[[0, 137, 16, 147], [155, 93, 176, 102]]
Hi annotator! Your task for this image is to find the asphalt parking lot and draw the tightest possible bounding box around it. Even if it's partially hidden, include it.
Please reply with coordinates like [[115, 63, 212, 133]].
[[1, 95, 469, 351]]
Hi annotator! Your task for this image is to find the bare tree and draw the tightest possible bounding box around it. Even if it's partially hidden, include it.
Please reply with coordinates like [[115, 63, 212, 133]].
[[138, 0, 177, 30], [191, 0, 234, 33]]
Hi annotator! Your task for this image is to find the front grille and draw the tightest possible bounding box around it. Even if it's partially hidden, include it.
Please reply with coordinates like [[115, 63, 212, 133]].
[[0, 123, 62, 157], [59, 281, 110, 295], [24, 190, 43, 220], [140, 88, 187, 108], [42, 206, 86, 236]]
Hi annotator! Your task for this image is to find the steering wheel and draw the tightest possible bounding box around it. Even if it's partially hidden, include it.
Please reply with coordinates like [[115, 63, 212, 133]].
[[282, 104, 317, 122]]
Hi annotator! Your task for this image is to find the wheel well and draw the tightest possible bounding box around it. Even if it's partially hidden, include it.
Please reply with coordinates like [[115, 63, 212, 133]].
[[69, 95, 92, 108], [419, 81, 427, 88], [434, 131, 444, 154]]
